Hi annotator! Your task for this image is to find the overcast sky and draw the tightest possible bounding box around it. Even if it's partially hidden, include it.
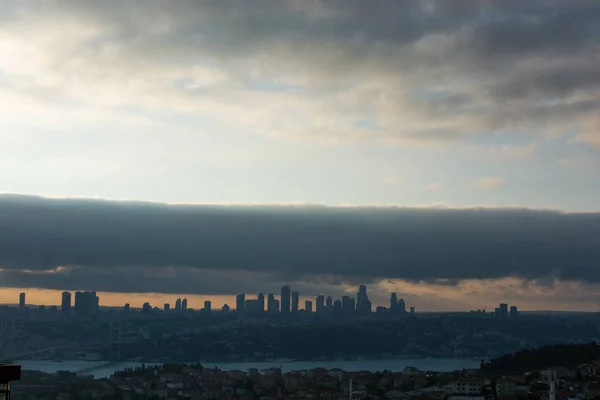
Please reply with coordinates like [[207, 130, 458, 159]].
[[1, 1, 599, 310]]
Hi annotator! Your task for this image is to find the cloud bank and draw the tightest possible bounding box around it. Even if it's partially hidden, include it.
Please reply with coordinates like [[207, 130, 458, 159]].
[[0, 195, 599, 295]]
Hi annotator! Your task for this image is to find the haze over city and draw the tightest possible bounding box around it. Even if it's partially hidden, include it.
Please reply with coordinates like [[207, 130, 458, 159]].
[[1, 0, 600, 312]]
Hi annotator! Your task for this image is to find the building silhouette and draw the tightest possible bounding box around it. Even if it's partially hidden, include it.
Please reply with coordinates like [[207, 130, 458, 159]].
[[390, 292, 397, 310], [267, 293, 279, 314], [304, 300, 313, 313], [204, 300, 211, 313], [18, 293, 25, 309], [236, 294, 245, 314], [398, 298, 406, 313], [257, 293, 265, 313], [291, 291, 299, 313], [315, 295, 325, 313], [280, 285, 291, 314], [342, 295, 355, 315], [175, 298, 182, 313], [356, 285, 372, 313], [61, 291, 71, 313], [74, 291, 99, 314], [164, 303, 170, 312]]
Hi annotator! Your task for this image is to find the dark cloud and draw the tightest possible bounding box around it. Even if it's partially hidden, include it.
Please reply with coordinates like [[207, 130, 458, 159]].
[[4, 0, 600, 145], [0, 195, 599, 294]]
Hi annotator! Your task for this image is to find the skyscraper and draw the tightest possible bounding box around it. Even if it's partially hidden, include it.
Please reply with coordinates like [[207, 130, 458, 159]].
[[390, 292, 398, 311], [19, 292, 25, 309], [315, 295, 325, 313], [304, 300, 313, 313], [182, 298, 188, 311], [499, 303, 508, 318], [61, 291, 71, 313], [291, 291, 299, 313], [280, 285, 291, 314], [267, 293, 279, 314], [175, 298, 182, 312], [164, 303, 170, 312], [356, 285, 371, 313], [204, 300, 212, 313], [509, 305, 518, 317], [326, 296, 333, 309], [398, 298, 406, 313], [236, 294, 245, 314], [342, 295, 355, 314], [333, 299, 342, 314], [74, 291, 83, 312], [258, 293, 265, 313]]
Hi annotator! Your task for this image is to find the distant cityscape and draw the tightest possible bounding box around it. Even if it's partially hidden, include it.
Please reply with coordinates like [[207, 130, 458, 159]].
[[14, 285, 519, 318]]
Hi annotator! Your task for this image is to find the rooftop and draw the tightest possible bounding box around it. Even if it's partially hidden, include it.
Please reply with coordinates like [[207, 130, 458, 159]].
[[0, 364, 21, 382]]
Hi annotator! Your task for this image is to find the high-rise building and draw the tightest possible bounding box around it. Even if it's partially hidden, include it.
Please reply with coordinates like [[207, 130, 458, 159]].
[[19, 292, 25, 309], [73, 291, 98, 314], [90, 291, 99, 311], [164, 303, 170, 312], [342, 295, 355, 315], [509, 305, 518, 317], [182, 298, 188, 311], [245, 299, 260, 314], [142, 302, 152, 313], [291, 291, 299, 313], [326, 296, 333, 309], [61, 291, 71, 313], [333, 299, 342, 314], [236, 294, 246, 314], [398, 298, 406, 313], [280, 285, 291, 314], [315, 295, 325, 313], [390, 292, 398, 311], [304, 300, 313, 313], [204, 300, 212, 313], [267, 293, 279, 314], [356, 285, 372, 313], [258, 293, 265, 313], [175, 298, 182, 312], [499, 303, 508, 317]]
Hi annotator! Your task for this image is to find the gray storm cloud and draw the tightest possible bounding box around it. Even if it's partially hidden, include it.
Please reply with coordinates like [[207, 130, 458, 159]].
[[2, 0, 599, 146], [0, 195, 599, 294]]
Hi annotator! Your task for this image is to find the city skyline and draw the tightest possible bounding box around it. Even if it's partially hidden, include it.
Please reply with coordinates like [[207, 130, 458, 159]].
[[9, 285, 522, 318], [1, 1, 599, 313]]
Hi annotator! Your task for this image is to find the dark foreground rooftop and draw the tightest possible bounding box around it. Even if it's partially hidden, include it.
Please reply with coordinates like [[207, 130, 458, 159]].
[[0, 363, 21, 382]]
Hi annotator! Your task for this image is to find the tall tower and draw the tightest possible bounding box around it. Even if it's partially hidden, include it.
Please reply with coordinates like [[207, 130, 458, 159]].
[[291, 291, 299, 313], [236, 294, 246, 314], [61, 291, 72, 313], [18, 293, 25, 309], [280, 285, 291, 315], [258, 293, 265, 313], [316, 295, 325, 313], [390, 292, 398, 311]]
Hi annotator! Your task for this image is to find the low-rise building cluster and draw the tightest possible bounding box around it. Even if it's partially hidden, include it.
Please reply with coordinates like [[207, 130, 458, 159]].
[[12, 358, 600, 400]]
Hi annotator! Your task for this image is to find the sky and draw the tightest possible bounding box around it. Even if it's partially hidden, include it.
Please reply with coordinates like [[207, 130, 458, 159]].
[[1, 1, 599, 311]]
